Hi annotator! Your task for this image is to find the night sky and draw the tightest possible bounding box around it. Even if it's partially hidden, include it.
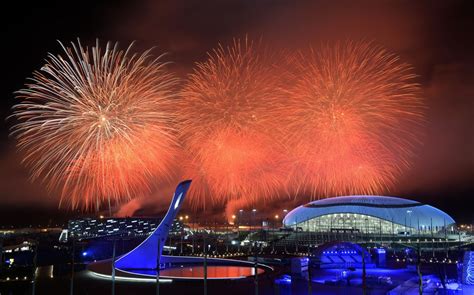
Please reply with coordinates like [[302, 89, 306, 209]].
[[1, 0, 473, 226]]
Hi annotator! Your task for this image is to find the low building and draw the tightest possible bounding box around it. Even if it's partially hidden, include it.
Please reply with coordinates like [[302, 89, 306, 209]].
[[66, 217, 185, 240]]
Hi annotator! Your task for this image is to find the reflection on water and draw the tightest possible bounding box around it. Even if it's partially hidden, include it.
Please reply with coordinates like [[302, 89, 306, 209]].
[[129, 265, 265, 278]]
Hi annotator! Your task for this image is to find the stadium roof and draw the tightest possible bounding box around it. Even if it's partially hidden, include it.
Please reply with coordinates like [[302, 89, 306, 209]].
[[283, 195, 455, 228]]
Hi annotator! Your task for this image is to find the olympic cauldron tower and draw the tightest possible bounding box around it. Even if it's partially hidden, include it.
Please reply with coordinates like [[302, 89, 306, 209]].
[[115, 180, 192, 270]]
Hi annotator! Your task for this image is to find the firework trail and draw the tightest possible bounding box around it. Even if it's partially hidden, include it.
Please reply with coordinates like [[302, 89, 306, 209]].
[[283, 41, 425, 197], [11, 40, 178, 210], [180, 38, 287, 208]]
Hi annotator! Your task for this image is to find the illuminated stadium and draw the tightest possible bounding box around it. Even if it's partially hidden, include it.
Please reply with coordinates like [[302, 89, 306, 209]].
[[283, 196, 456, 235]]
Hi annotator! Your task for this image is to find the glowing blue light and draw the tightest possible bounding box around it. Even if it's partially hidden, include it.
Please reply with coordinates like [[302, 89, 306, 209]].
[[275, 275, 292, 285], [173, 192, 183, 210], [465, 252, 474, 285], [82, 251, 88, 257], [376, 248, 386, 254]]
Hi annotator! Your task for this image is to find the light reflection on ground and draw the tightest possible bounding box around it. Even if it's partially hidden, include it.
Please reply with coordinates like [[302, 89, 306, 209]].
[[130, 265, 264, 279], [311, 268, 412, 285]]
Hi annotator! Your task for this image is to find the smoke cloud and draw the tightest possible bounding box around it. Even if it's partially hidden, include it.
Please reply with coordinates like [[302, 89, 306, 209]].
[[1, 0, 473, 222]]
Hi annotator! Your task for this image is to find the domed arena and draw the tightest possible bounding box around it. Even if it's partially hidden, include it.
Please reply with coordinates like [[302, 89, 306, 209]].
[[283, 196, 456, 235]]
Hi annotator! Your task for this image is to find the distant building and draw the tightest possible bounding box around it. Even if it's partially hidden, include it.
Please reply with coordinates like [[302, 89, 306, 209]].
[[2, 241, 33, 254], [65, 217, 185, 241], [283, 195, 456, 236]]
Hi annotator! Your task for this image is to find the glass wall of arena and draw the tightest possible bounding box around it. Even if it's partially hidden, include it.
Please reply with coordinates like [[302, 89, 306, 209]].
[[291, 213, 453, 235]]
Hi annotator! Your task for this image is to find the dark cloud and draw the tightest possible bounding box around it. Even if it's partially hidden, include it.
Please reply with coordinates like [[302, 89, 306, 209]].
[[397, 62, 474, 198], [0, 146, 55, 207]]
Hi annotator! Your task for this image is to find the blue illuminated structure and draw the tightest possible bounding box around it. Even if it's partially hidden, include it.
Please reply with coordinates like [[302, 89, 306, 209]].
[[314, 241, 373, 269], [463, 251, 474, 285], [374, 248, 386, 267], [115, 180, 192, 270]]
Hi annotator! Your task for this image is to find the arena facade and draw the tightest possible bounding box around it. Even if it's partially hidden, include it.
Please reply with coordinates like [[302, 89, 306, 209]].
[[283, 196, 456, 235]]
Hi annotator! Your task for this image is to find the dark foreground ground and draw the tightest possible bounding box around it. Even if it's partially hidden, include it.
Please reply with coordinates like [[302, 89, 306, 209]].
[[0, 273, 377, 295], [1, 265, 467, 295]]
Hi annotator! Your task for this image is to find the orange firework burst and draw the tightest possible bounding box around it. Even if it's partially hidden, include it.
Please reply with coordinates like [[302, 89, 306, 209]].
[[11, 40, 178, 210], [284, 41, 425, 196], [179, 38, 286, 207]]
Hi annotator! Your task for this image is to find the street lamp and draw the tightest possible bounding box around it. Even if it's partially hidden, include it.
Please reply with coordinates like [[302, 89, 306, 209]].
[[406, 210, 413, 233], [252, 209, 257, 230], [238, 210, 243, 253], [239, 209, 243, 226]]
